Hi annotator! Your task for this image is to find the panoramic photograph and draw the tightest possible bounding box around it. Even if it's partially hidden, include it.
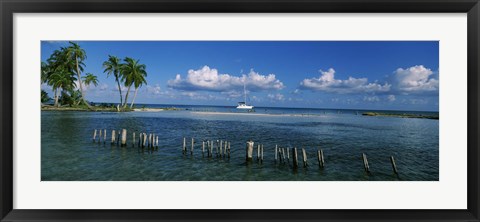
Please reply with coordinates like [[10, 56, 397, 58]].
[[40, 41, 439, 181]]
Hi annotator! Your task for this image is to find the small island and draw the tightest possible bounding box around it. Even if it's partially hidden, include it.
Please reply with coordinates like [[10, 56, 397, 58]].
[[362, 112, 439, 120]]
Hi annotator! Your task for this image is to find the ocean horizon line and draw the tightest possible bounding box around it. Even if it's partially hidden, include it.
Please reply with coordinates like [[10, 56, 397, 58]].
[[90, 101, 439, 113]]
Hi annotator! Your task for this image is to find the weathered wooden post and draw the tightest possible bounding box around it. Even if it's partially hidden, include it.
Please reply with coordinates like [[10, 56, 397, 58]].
[[286, 148, 290, 162], [278, 148, 283, 163], [219, 140, 223, 158], [202, 141, 205, 157], [302, 148, 308, 167], [292, 147, 298, 169], [98, 129, 102, 143], [362, 153, 370, 172], [103, 129, 106, 144], [257, 144, 261, 161], [111, 130, 116, 145], [191, 138, 194, 155], [224, 141, 228, 156], [246, 140, 254, 161], [216, 140, 220, 157], [138, 133, 142, 147], [121, 129, 127, 147], [317, 150, 322, 167], [142, 133, 147, 148], [93, 129, 97, 142], [210, 141, 214, 157], [228, 142, 231, 159], [183, 137, 186, 154], [320, 149, 325, 167], [260, 144, 264, 163], [155, 136, 159, 149], [282, 147, 286, 163], [390, 156, 398, 174]]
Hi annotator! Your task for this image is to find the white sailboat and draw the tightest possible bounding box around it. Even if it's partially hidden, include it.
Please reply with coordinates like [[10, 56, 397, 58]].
[[236, 82, 254, 110]]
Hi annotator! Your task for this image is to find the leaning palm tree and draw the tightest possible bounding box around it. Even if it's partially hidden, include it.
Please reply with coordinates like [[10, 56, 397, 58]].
[[129, 68, 147, 109], [121, 57, 147, 109], [65, 41, 91, 108], [103, 55, 123, 106]]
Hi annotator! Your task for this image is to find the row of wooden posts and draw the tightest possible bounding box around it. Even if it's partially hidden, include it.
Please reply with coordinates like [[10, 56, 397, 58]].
[[181, 138, 399, 174], [183, 138, 232, 158], [92, 129, 159, 149]]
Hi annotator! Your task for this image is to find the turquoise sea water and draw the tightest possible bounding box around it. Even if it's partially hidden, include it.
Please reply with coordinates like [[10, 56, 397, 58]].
[[41, 105, 439, 181]]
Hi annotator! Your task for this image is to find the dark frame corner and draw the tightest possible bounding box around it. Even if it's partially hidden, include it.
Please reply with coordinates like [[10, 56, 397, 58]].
[[1, 0, 479, 221]]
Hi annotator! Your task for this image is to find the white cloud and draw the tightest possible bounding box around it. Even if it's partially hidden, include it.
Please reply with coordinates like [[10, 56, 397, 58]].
[[392, 65, 438, 93], [145, 84, 162, 95], [299, 68, 390, 94], [267, 93, 285, 101], [363, 96, 380, 102], [387, 95, 396, 102], [167, 66, 285, 92]]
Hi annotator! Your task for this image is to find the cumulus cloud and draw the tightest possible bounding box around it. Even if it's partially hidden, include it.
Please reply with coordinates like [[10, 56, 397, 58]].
[[299, 68, 390, 94], [392, 65, 438, 93], [167, 66, 285, 92]]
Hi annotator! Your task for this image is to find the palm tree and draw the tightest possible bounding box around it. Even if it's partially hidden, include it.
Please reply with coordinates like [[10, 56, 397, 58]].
[[48, 69, 76, 107], [121, 57, 147, 109], [129, 68, 147, 109], [65, 41, 91, 108], [83, 73, 98, 87], [103, 55, 123, 107]]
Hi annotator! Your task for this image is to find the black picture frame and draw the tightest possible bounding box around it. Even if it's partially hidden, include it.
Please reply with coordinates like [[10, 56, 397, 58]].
[[1, 0, 479, 221]]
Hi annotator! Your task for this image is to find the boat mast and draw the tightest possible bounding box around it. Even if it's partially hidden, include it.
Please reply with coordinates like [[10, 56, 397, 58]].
[[244, 81, 247, 105]]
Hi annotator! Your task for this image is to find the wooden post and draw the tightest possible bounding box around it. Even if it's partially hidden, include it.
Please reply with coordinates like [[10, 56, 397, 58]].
[[191, 138, 194, 155], [219, 140, 223, 157], [257, 144, 261, 161], [142, 133, 147, 148], [228, 142, 231, 158], [132, 132, 136, 147], [216, 140, 220, 157], [282, 147, 286, 163], [111, 130, 116, 144], [103, 129, 106, 144], [246, 140, 254, 161], [302, 148, 308, 167], [98, 129, 102, 143], [292, 147, 298, 168], [260, 144, 264, 162], [156, 136, 159, 149], [121, 129, 127, 147], [275, 145, 278, 162], [286, 147, 290, 162], [278, 148, 283, 163], [224, 141, 228, 156], [138, 133, 142, 147], [202, 141, 205, 156], [210, 141, 214, 157], [93, 129, 97, 142], [183, 137, 186, 154], [362, 153, 370, 172], [390, 156, 398, 174], [320, 149, 325, 167]]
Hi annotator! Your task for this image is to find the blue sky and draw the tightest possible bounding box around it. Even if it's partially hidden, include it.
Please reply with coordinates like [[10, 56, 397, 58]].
[[41, 41, 439, 111]]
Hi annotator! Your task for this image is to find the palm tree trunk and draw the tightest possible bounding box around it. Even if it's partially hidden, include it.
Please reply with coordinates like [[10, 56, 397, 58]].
[[115, 75, 123, 107], [123, 84, 132, 109], [75, 56, 91, 109], [130, 87, 138, 109], [54, 88, 59, 107]]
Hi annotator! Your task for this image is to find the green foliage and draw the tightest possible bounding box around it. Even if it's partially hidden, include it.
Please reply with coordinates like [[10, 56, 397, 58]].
[[41, 90, 51, 103]]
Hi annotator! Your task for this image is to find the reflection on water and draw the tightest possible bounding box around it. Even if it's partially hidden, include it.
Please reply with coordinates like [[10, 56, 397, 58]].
[[41, 108, 439, 181]]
